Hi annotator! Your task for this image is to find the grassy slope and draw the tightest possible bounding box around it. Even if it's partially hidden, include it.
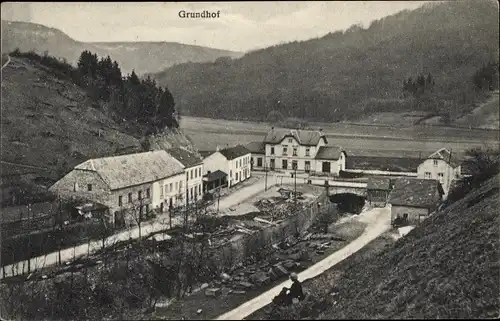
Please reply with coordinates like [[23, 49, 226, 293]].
[[0, 56, 193, 186], [153, 0, 499, 124], [256, 174, 499, 319]]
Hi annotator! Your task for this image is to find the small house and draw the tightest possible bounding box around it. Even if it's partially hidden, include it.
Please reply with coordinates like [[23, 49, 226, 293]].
[[388, 178, 443, 226]]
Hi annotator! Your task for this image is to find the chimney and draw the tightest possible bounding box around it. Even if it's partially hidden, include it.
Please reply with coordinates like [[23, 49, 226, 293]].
[[216, 145, 220, 152], [319, 128, 324, 136]]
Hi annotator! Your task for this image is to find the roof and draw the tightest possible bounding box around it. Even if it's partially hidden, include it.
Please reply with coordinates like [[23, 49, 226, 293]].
[[426, 148, 461, 168], [74, 150, 185, 190], [388, 178, 442, 208], [219, 145, 251, 160], [367, 177, 392, 190], [199, 150, 215, 158], [245, 141, 265, 154], [315, 146, 344, 160], [263, 128, 327, 146], [166, 148, 203, 168], [204, 170, 228, 182]]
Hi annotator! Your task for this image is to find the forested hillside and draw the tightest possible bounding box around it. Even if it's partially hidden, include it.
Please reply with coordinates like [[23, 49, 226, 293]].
[[152, 0, 499, 123]]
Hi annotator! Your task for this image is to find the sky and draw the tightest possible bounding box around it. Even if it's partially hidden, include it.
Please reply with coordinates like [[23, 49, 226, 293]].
[[2, 1, 430, 52]]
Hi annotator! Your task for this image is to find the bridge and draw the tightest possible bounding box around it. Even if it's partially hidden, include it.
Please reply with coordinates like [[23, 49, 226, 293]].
[[254, 172, 368, 197]]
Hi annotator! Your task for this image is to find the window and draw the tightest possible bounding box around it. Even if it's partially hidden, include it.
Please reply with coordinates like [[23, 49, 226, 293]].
[[198, 185, 201, 194], [305, 148, 310, 156], [236, 172, 239, 180], [282, 146, 288, 156], [433, 160, 438, 166], [146, 188, 150, 198], [257, 157, 263, 167], [128, 193, 132, 203], [160, 185, 164, 197], [198, 167, 201, 177], [293, 147, 298, 156], [270, 159, 275, 169], [292, 160, 298, 170], [73, 182, 79, 192], [282, 159, 288, 169], [271, 147, 275, 155], [307, 180, 312, 184], [190, 170, 193, 179], [288, 138, 293, 143], [438, 173, 444, 181], [87, 184, 93, 191], [169, 183, 173, 192], [230, 170, 233, 178], [190, 187, 194, 199], [424, 172, 432, 179], [235, 160, 238, 168], [145, 204, 150, 215], [305, 161, 311, 172], [207, 170, 211, 174], [179, 180, 183, 190], [138, 190, 142, 200], [118, 196, 123, 206]]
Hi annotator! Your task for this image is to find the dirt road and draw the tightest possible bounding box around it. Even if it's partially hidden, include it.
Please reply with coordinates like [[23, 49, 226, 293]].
[[0, 177, 278, 279], [215, 206, 391, 320]]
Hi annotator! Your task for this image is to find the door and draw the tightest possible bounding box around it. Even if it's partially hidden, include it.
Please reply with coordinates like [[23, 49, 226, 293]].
[[270, 159, 275, 170], [305, 161, 310, 173], [322, 162, 331, 173], [282, 159, 288, 170]]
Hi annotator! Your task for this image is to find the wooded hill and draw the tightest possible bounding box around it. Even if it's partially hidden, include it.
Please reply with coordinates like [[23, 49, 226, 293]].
[[1, 20, 243, 75], [152, 0, 499, 123]]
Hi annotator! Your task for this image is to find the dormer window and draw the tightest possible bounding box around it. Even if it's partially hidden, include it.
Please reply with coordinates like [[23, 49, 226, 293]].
[[305, 148, 310, 156], [87, 184, 92, 191]]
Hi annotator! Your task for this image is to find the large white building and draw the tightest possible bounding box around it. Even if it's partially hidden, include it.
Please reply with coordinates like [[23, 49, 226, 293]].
[[49, 150, 185, 226], [247, 128, 346, 177], [417, 148, 461, 198], [165, 148, 204, 208], [203, 145, 251, 188]]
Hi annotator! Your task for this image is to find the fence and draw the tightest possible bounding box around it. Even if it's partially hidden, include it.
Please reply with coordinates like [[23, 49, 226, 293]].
[[212, 189, 334, 270]]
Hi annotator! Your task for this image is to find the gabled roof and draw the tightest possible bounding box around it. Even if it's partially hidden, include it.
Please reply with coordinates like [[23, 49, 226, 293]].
[[426, 148, 461, 168], [166, 148, 203, 168], [389, 178, 442, 208], [315, 146, 344, 160], [74, 150, 185, 190], [204, 170, 227, 182], [245, 141, 265, 154], [367, 177, 392, 190], [199, 150, 215, 158], [264, 128, 327, 146], [219, 145, 251, 160]]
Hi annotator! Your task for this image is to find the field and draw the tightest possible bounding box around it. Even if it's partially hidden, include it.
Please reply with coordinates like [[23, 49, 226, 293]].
[[180, 116, 498, 158]]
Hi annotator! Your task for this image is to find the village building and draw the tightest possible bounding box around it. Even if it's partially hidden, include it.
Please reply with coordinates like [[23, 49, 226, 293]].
[[49, 150, 185, 226], [417, 148, 461, 199], [366, 177, 393, 207], [257, 127, 346, 176], [388, 178, 443, 226], [203, 145, 251, 189], [166, 148, 204, 207], [245, 141, 266, 171]]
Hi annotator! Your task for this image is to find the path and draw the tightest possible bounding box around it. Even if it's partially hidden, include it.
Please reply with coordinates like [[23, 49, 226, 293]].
[[0, 177, 279, 279], [217, 176, 275, 213], [215, 206, 391, 320], [1, 55, 11, 70]]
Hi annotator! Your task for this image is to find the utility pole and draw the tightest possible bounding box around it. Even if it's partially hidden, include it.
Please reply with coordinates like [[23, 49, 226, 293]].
[[265, 162, 268, 191], [217, 186, 221, 214], [294, 165, 297, 205], [185, 176, 189, 233]]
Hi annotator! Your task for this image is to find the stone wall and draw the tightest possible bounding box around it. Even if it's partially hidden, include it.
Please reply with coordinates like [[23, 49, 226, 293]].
[[212, 190, 334, 270]]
